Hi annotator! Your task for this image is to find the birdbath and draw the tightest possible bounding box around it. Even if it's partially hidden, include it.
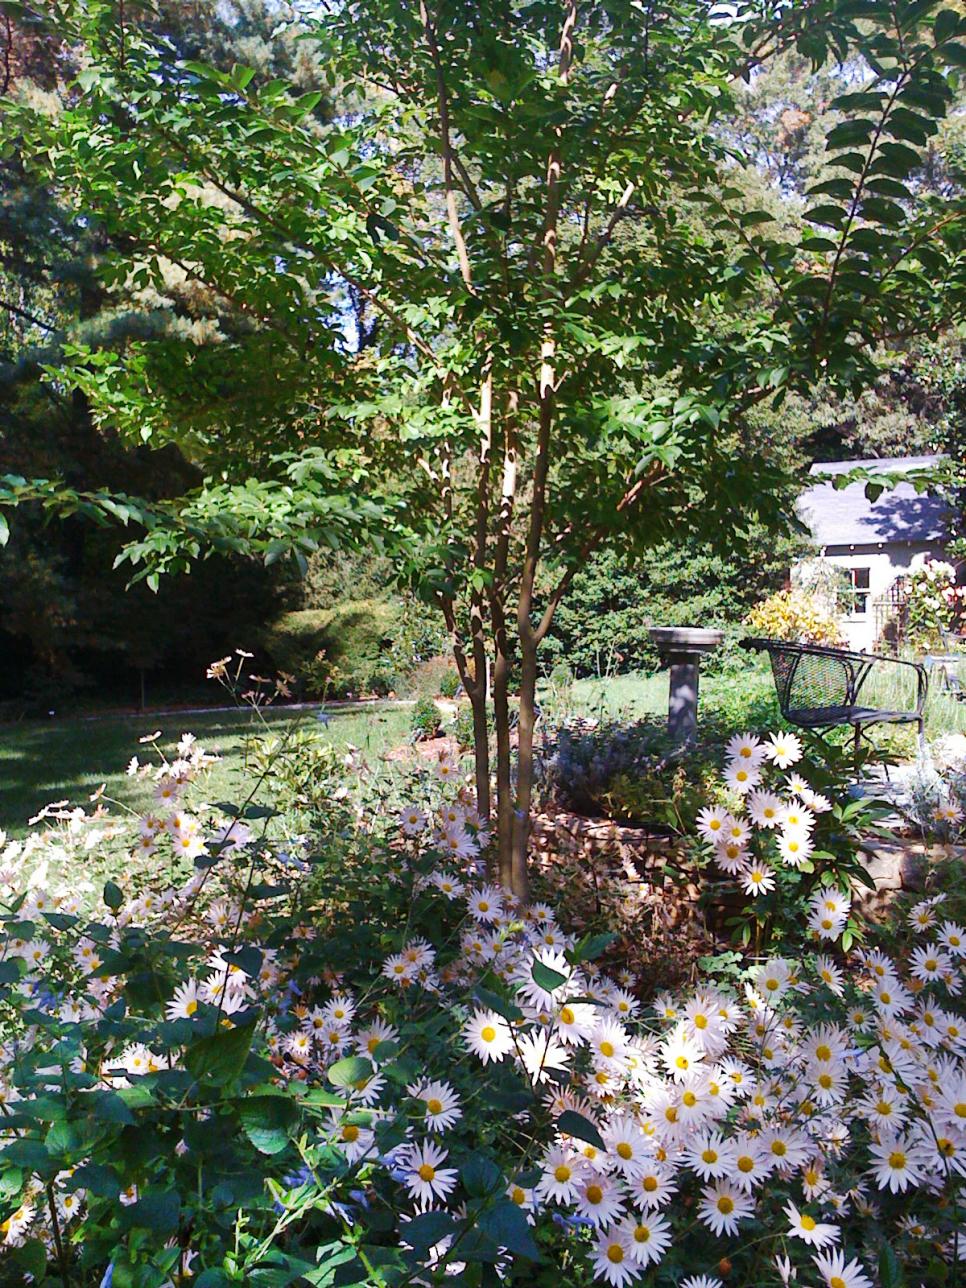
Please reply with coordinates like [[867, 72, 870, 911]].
[[648, 627, 724, 743]]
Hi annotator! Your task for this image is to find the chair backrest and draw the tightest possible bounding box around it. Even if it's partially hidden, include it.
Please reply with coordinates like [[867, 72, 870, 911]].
[[764, 644, 856, 716]]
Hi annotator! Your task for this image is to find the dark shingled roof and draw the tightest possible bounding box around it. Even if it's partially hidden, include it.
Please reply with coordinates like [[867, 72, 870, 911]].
[[798, 455, 951, 548]]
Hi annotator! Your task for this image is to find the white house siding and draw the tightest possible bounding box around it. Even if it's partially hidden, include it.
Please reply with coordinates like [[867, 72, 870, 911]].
[[798, 543, 941, 651]]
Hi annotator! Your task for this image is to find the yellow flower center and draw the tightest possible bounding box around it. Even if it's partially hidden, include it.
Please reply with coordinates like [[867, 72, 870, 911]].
[[643, 1176, 658, 1192], [607, 1245, 624, 1264], [418, 1164, 436, 1182], [800, 1214, 816, 1231], [560, 1007, 575, 1025], [682, 1091, 697, 1107], [888, 1151, 906, 1169], [955, 1103, 966, 1118], [554, 1165, 571, 1183], [185, 999, 198, 1016], [815, 1044, 831, 1061], [481, 1026, 496, 1043], [342, 1125, 360, 1142], [771, 1141, 787, 1157], [617, 1143, 633, 1160], [694, 1013, 708, 1029], [702, 1149, 718, 1164], [511, 1186, 526, 1204], [427, 1098, 443, 1115], [599, 1040, 615, 1058], [717, 1196, 734, 1214], [586, 1184, 603, 1204], [830, 1278, 846, 1288], [737, 1156, 754, 1173]]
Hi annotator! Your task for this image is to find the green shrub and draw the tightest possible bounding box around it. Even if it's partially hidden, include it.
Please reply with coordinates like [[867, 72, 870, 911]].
[[411, 696, 442, 741], [438, 668, 461, 698], [262, 601, 400, 698], [541, 535, 805, 679]]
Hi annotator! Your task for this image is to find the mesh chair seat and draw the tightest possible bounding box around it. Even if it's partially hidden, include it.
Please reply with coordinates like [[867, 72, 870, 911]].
[[742, 637, 927, 748], [786, 705, 922, 729]]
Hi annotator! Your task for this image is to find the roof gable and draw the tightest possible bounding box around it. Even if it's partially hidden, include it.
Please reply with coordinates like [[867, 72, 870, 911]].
[[798, 455, 951, 548]]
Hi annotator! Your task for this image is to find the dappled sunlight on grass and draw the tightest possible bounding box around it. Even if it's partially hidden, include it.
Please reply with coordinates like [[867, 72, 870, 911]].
[[0, 704, 411, 834]]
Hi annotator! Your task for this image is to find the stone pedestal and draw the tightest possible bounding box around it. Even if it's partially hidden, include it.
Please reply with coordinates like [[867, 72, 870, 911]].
[[648, 627, 724, 742]]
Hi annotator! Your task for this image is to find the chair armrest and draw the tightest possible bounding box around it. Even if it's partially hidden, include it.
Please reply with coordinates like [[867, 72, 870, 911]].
[[855, 653, 928, 716]]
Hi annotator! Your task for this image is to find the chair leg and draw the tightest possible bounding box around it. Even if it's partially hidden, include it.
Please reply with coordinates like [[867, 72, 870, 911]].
[[917, 716, 926, 759]]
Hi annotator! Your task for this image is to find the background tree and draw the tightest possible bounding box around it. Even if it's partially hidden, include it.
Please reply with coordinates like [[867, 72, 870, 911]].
[[4, 0, 966, 895]]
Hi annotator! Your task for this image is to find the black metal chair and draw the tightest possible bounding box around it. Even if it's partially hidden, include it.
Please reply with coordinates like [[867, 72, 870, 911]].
[[741, 637, 927, 752]]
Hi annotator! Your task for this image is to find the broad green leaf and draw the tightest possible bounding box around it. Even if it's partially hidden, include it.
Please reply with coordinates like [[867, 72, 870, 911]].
[[327, 1055, 373, 1088], [557, 1109, 605, 1151], [185, 1021, 256, 1086]]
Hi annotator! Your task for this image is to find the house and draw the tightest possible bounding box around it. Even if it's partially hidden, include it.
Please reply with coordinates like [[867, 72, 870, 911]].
[[794, 455, 951, 652]]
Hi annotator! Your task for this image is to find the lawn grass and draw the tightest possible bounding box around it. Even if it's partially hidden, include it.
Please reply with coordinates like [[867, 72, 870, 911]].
[[0, 703, 411, 835]]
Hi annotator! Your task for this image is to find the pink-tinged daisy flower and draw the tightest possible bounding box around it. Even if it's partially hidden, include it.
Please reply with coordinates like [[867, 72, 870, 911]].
[[680, 1278, 724, 1288], [696, 806, 734, 844], [572, 1169, 626, 1226], [466, 884, 503, 923], [778, 828, 813, 867], [463, 1009, 513, 1063], [725, 732, 765, 765], [591, 1226, 641, 1286], [684, 1131, 737, 1181], [724, 761, 761, 793], [535, 1145, 582, 1204], [909, 943, 953, 983], [714, 839, 748, 875], [765, 731, 803, 769], [401, 1140, 458, 1210], [783, 1202, 840, 1248], [747, 790, 784, 828], [618, 1210, 672, 1266], [867, 1133, 928, 1192], [811, 1249, 874, 1288], [399, 807, 427, 835], [698, 1180, 753, 1236], [407, 1078, 462, 1132], [165, 980, 202, 1021], [739, 861, 776, 897], [938, 920, 965, 957]]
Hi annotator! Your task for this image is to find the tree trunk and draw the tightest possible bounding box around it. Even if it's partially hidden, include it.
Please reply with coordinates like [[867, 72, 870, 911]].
[[509, 639, 537, 903], [492, 634, 515, 892], [466, 676, 491, 827]]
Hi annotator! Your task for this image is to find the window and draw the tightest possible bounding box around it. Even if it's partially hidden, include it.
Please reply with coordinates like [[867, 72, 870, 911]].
[[847, 566, 870, 616]]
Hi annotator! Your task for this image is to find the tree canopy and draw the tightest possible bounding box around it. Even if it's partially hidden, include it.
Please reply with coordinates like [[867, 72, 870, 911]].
[[4, 0, 966, 889]]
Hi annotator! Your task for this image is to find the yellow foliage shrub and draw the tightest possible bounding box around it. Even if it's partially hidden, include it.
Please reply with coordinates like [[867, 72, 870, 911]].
[[745, 588, 844, 646]]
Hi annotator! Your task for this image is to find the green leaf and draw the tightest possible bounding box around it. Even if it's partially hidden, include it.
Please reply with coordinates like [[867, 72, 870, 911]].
[[474, 984, 524, 1022], [195, 1272, 231, 1288], [240, 1095, 299, 1155], [879, 1242, 906, 1288], [567, 932, 616, 964], [935, 8, 962, 42], [462, 1154, 503, 1197], [12, 1238, 47, 1279], [557, 1109, 605, 1151], [103, 880, 124, 911], [185, 1021, 256, 1086], [90, 1091, 135, 1126], [327, 1055, 373, 1088], [530, 959, 569, 994], [120, 1187, 181, 1234], [479, 1201, 542, 1261], [402, 1210, 457, 1255]]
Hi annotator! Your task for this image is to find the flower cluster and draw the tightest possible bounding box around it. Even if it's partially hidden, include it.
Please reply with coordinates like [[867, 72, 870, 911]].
[[0, 729, 963, 1286]]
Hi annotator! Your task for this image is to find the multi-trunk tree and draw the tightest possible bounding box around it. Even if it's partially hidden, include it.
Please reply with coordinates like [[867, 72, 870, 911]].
[[4, 0, 966, 895]]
